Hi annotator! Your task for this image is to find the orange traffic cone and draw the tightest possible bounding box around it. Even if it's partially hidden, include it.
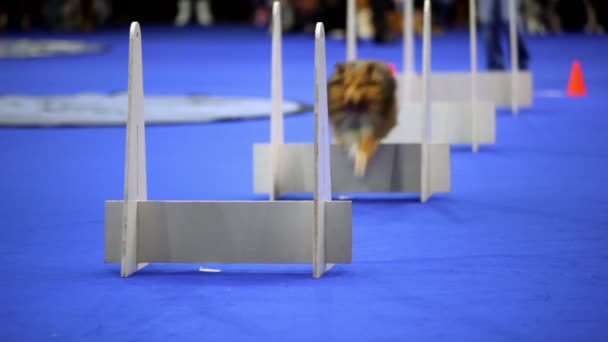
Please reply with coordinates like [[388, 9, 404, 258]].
[[567, 60, 587, 96]]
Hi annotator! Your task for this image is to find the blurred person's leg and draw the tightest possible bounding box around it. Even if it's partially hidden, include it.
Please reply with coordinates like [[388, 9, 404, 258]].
[[479, 0, 505, 70], [583, 0, 605, 34], [370, 0, 394, 43], [556, 0, 586, 32], [320, 0, 345, 37], [590, 0, 607, 31], [60, 0, 82, 30], [498, 0, 529, 69], [174, 0, 212, 27], [288, 0, 320, 32], [4, 0, 26, 30], [413, 0, 424, 35], [43, 0, 63, 29], [0, 5, 5, 32], [82, 0, 95, 31], [546, 0, 561, 33], [435, 0, 455, 30], [92, 0, 112, 27], [252, 0, 270, 27], [522, 0, 547, 35]]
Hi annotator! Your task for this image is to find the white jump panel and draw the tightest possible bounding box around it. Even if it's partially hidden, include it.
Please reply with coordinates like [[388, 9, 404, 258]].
[[348, 0, 533, 111], [253, 0, 451, 201], [253, 143, 450, 195], [105, 201, 351, 264], [385, 102, 495, 144], [105, 20, 352, 278], [344, 0, 497, 147], [398, 72, 533, 108]]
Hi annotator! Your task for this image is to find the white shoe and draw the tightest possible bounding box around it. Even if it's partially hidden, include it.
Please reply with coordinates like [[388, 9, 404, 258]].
[[526, 18, 547, 35], [196, 0, 213, 26], [329, 29, 345, 40], [357, 9, 374, 39], [175, 0, 192, 26]]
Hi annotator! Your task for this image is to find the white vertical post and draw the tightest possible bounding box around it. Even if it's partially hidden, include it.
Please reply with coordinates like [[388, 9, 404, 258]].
[[402, 0, 415, 101], [346, 0, 356, 61], [469, 0, 479, 152], [509, 0, 519, 114], [313, 22, 333, 278], [121, 22, 148, 277], [420, 0, 432, 203], [270, 1, 284, 200]]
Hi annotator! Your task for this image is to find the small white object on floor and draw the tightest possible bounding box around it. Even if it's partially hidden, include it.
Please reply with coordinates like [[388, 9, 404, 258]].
[[536, 89, 564, 98], [199, 267, 221, 273]]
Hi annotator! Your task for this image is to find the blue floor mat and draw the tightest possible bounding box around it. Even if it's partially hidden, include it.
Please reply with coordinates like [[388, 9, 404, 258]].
[[0, 25, 607, 341]]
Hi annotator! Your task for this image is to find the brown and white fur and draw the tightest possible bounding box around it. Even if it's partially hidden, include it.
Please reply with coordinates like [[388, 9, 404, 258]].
[[327, 60, 397, 178]]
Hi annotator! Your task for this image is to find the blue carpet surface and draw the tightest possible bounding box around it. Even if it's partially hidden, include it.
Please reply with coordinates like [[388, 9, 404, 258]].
[[0, 25, 607, 341]]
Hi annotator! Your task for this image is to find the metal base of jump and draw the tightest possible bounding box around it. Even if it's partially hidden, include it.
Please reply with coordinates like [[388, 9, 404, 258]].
[[104, 21, 351, 279]]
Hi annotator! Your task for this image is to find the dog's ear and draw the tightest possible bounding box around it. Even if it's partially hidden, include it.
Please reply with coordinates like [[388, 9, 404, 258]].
[[334, 62, 346, 74], [365, 63, 376, 78]]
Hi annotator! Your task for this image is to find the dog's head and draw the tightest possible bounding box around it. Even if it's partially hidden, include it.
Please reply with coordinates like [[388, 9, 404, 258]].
[[328, 60, 396, 112]]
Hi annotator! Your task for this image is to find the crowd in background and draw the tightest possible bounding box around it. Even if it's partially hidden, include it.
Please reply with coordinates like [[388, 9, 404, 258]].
[[1, 0, 606, 37]]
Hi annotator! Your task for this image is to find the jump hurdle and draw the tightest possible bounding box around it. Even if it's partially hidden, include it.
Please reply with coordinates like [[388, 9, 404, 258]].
[[104, 22, 352, 279], [356, 0, 532, 113], [253, 2, 451, 203], [346, 0, 496, 152], [402, 0, 533, 113]]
